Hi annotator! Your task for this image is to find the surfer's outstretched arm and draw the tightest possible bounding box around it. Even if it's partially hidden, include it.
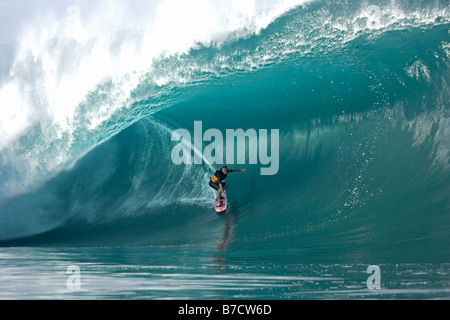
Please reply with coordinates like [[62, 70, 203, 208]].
[[229, 168, 247, 173]]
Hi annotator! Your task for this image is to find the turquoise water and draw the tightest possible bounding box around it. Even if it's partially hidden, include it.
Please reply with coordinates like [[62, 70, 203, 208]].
[[1, 0, 450, 299], [1, 247, 450, 299]]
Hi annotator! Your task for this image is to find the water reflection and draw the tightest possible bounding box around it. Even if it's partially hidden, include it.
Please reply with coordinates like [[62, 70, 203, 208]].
[[214, 210, 237, 265]]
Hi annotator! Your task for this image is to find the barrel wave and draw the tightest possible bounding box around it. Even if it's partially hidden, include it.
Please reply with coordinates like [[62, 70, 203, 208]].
[[1, 0, 450, 268]]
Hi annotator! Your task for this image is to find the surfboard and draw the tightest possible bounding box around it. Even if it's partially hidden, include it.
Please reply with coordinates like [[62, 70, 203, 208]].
[[215, 197, 227, 213]]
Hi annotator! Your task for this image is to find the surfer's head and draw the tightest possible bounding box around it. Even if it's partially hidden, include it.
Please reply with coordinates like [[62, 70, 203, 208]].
[[221, 166, 228, 174]]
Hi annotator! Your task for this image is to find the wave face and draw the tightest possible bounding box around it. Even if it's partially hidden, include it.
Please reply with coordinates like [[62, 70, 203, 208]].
[[0, 0, 449, 263]]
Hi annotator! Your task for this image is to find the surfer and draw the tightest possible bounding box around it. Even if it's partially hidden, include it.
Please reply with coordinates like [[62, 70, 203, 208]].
[[210, 166, 246, 206]]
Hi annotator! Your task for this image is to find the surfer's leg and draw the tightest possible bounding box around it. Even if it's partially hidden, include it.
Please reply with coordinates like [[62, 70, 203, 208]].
[[209, 181, 222, 205], [216, 190, 223, 206], [219, 183, 228, 199]]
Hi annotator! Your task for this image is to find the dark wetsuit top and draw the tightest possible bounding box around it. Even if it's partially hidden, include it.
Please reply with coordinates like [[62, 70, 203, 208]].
[[209, 169, 235, 190]]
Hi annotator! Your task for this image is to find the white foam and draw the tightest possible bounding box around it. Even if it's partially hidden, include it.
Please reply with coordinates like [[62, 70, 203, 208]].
[[405, 60, 431, 82], [0, 82, 30, 147]]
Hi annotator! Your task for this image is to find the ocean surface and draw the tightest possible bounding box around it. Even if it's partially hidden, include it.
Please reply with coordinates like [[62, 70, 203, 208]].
[[0, 0, 450, 299]]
